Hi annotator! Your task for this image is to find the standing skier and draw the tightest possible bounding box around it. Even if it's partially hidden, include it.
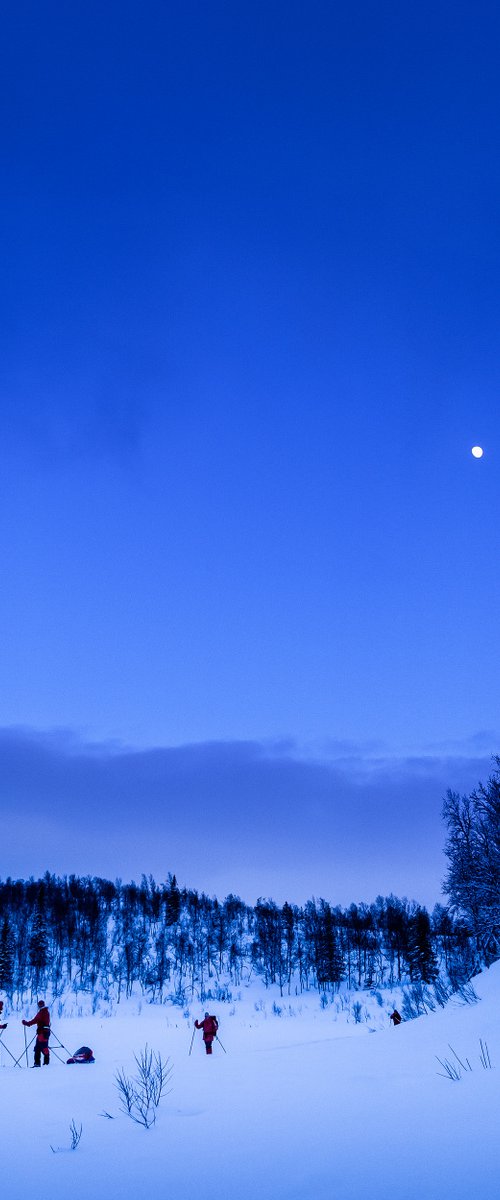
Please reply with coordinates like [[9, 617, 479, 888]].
[[194, 1011, 219, 1055], [22, 1000, 51, 1066], [389, 1009, 402, 1026], [0, 999, 7, 1031]]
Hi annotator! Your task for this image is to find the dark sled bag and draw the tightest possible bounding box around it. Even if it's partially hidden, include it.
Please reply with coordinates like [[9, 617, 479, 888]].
[[67, 1045, 95, 1064]]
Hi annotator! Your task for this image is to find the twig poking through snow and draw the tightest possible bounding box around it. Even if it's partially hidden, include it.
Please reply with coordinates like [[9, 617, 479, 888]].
[[50, 1120, 83, 1153]]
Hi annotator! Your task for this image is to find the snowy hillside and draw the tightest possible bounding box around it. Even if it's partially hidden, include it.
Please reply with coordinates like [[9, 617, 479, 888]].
[[1, 967, 500, 1200]]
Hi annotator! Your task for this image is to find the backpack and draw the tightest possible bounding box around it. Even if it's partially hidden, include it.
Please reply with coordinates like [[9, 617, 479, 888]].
[[66, 1045, 95, 1064]]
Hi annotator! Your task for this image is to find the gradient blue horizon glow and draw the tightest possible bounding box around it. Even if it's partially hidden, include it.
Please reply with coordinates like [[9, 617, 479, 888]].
[[1, 1, 499, 905], [0, 726, 497, 909]]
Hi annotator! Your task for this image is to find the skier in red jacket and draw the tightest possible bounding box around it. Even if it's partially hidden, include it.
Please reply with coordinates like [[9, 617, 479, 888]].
[[22, 1000, 51, 1066], [0, 999, 7, 1031], [194, 1012, 219, 1054]]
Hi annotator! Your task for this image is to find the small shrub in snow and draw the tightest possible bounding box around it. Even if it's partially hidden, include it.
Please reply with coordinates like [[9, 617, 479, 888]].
[[170, 989, 187, 1007], [432, 978, 450, 1008], [402, 983, 436, 1019], [70, 1119, 83, 1149], [352, 1001, 363, 1024], [436, 1044, 472, 1081], [204, 985, 233, 1002], [401, 989, 419, 1020], [272, 1002, 282, 1016], [115, 1046, 173, 1130], [50, 1119, 83, 1153], [479, 1039, 492, 1069], [402, 979, 455, 1020], [456, 982, 479, 1006], [436, 1041, 491, 1081], [436, 1054, 462, 1081]]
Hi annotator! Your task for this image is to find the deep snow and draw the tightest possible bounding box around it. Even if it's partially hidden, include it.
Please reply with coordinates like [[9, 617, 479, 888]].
[[1, 967, 499, 1200]]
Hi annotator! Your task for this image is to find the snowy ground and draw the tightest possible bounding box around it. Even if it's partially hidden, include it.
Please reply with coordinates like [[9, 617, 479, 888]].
[[1, 967, 499, 1200]]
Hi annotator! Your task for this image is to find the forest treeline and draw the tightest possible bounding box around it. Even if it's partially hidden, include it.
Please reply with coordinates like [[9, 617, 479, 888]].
[[0, 874, 476, 1005], [1, 759, 498, 1007]]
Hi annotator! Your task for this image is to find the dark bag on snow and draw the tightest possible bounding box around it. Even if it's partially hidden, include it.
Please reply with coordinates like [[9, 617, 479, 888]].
[[67, 1045, 95, 1064]]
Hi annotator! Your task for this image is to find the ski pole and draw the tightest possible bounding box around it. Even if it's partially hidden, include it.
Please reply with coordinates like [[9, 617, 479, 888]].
[[48, 1045, 67, 1066], [24, 1024, 28, 1068], [215, 1034, 227, 1054], [14, 1033, 36, 1068], [44, 1028, 70, 1064], [49, 1027, 73, 1057], [0, 1030, 23, 1069], [189, 1026, 196, 1056]]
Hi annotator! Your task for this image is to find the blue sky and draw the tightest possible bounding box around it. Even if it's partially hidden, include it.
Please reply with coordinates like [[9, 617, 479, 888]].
[[1, 1, 499, 905]]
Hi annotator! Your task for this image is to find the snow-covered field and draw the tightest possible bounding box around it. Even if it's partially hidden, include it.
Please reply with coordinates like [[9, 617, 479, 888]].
[[1, 967, 499, 1200]]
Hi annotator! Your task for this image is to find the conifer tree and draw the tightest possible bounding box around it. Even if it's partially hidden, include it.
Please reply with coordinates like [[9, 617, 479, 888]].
[[28, 903, 49, 992], [315, 901, 345, 990], [0, 916, 16, 997], [407, 907, 439, 983]]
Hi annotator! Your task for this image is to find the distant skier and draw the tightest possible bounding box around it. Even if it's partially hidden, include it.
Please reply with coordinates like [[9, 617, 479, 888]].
[[389, 1009, 402, 1026], [22, 1000, 51, 1066], [194, 1011, 219, 1055], [0, 999, 7, 1032]]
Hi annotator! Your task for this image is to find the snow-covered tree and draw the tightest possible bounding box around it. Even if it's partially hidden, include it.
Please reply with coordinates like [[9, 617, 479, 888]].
[[443, 758, 500, 958]]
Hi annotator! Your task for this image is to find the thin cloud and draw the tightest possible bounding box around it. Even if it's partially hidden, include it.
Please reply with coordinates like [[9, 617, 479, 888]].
[[0, 727, 494, 906], [421, 730, 500, 757]]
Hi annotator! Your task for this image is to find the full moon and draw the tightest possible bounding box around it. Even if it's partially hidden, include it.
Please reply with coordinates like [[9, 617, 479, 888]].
[[471, 446, 484, 458]]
